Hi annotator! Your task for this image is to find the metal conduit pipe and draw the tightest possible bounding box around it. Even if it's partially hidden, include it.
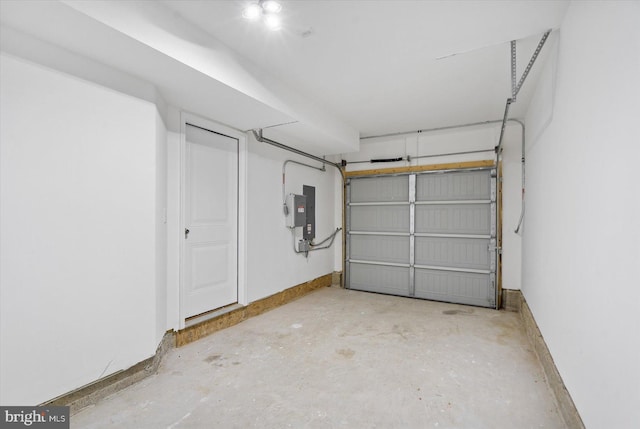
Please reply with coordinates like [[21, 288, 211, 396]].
[[253, 26, 548, 266], [361, 118, 521, 142], [497, 30, 551, 234], [349, 117, 528, 236], [313, 227, 342, 247], [413, 149, 495, 160], [252, 129, 346, 274], [252, 129, 344, 180], [360, 30, 549, 237], [347, 148, 495, 164], [499, 118, 526, 234], [514, 119, 526, 234], [495, 98, 513, 160], [282, 159, 325, 215], [292, 227, 342, 256], [497, 30, 550, 158]]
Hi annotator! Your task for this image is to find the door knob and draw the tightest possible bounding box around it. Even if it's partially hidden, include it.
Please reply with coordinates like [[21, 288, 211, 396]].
[[185, 228, 190, 239]]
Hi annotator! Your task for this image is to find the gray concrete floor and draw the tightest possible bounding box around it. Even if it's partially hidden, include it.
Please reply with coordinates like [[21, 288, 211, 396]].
[[72, 286, 565, 428]]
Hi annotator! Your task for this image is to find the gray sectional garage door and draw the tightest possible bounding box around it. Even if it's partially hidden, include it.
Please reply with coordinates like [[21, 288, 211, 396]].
[[346, 168, 497, 308]]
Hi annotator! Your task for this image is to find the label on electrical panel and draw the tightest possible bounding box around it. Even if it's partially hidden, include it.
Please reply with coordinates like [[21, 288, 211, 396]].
[[297, 206, 305, 213]]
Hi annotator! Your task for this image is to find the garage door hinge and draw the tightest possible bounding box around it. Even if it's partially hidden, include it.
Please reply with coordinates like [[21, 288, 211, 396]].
[[488, 244, 501, 253]]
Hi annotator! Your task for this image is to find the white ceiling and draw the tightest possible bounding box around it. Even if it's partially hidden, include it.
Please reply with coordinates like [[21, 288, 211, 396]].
[[163, 0, 568, 138], [0, 0, 568, 154]]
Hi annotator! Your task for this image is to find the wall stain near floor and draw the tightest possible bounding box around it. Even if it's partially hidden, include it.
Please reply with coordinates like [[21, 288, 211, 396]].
[[337, 348, 355, 358]]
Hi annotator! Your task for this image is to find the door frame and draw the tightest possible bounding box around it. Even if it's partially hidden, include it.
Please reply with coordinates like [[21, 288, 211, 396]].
[[178, 112, 247, 329]]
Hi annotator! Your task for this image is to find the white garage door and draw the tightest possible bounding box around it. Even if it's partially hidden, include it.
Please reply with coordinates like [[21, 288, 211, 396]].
[[346, 168, 497, 308]]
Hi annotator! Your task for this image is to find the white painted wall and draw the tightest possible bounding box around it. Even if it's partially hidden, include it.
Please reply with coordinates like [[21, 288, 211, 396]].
[[155, 112, 168, 344], [0, 54, 165, 405], [342, 123, 524, 290], [245, 135, 339, 303], [522, 2, 640, 427], [166, 130, 181, 332], [56, 0, 359, 155], [163, 126, 339, 331], [0, 25, 167, 121]]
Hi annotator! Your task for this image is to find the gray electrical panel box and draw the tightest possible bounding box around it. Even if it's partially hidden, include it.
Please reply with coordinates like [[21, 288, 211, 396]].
[[303, 185, 315, 241], [286, 193, 306, 228]]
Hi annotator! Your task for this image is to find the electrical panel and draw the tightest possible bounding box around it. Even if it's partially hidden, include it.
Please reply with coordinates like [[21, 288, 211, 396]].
[[303, 185, 316, 241], [286, 193, 306, 228]]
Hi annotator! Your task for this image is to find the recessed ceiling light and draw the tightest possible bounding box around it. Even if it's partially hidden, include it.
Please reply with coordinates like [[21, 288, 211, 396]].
[[242, 0, 283, 30], [264, 14, 282, 31], [242, 3, 261, 20], [262, 0, 282, 14]]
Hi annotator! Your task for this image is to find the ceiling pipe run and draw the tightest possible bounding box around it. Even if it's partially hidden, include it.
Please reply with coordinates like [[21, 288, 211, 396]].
[[361, 119, 518, 141], [252, 129, 346, 280], [251, 129, 344, 180], [355, 118, 524, 161], [353, 31, 552, 235]]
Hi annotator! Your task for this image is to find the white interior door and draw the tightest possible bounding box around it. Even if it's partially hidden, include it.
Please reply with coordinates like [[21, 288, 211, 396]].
[[184, 124, 238, 318]]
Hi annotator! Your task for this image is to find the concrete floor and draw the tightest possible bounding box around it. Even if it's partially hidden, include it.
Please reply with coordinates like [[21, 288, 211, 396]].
[[72, 286, 565, 428]]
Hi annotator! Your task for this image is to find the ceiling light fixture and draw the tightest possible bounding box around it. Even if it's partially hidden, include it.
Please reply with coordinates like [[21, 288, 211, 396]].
[[262, 0, 282, 14], [242, 0, 283, 31], [263, 14, 282, 31], [241, 3, 262, 20]]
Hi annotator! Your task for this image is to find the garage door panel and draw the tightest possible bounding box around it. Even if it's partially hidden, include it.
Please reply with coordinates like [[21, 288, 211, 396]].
[[416, 170, 490, 201], [350, 205, 410, 232], [350, 235, 410, 264], [349, 263, 410, 296], [415, 236, 490, 270], [414, 268, 492, 307], [346, 168, 496, 308], [350, 175, 408, 202], [415, 204, 490, 235]]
